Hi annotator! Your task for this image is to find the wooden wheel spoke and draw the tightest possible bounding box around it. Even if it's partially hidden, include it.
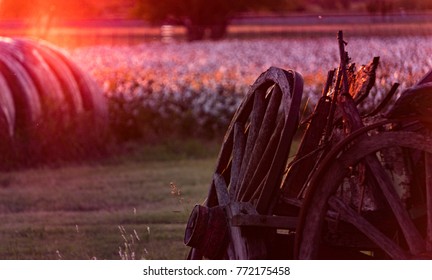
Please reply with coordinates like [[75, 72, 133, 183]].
[[364, 155, 426, 254], [246, 116, 285, 202], [328, 196, 409, 259], [214, 173, 230, 206], [297, 131, 432, 259], [237, 85, 282, 200], [229, 122, 246, 199], [185, 67, 304, 259], [235, 89, 267, 196], [238, 88, 283, 200]]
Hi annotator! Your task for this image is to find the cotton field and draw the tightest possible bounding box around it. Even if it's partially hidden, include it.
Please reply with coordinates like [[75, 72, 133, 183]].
[[70, 36, 432, 140]]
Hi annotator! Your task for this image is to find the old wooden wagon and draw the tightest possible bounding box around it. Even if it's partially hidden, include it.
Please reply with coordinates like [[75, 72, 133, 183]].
[[184, 31, 432, 259]]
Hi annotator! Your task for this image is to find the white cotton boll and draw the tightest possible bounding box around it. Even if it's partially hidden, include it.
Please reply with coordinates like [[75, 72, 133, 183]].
[[69, 36, 432, 135]]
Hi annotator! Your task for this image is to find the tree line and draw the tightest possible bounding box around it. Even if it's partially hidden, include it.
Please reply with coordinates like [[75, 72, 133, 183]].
[[131, 0, 432, 40], [1, 0, 432, 41]]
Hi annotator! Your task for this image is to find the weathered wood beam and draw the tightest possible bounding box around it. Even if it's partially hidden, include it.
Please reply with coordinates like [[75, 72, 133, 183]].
[[231, 214, 297, 229]]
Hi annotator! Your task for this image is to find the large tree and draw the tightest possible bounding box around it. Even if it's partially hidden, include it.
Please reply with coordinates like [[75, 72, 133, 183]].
[[132, 0, 298, 41]]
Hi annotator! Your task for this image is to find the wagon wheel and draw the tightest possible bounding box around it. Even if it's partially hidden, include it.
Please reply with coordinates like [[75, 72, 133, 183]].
[[185, 67, 303, 259], [295, 123, 432, 259]]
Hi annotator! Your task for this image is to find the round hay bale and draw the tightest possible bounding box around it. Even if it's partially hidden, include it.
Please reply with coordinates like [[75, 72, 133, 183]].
[[0, 37, 109, 168]]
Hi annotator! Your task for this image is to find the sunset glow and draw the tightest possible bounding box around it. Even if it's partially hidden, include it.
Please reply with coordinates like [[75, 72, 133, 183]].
[[0, 0, 131, 20], [0, 0, 134, 46]]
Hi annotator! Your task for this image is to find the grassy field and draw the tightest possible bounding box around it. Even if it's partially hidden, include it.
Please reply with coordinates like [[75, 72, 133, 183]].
[[0, 140, 220, 260]]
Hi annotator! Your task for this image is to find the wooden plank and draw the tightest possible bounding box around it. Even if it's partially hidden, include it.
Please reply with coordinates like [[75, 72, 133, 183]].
[[415, 69, 432, 85], [365, 83, 399, 117], [338, 31, 350, 95], [279, 196, 303, 208], [321, 69, 335, 97], [231, 214, 298, 229], [282, 95, 331, 197], [349, 57, 380, 105], [328, 196, 409, 259], [226, 202, 267, 259], [226, 203, 248, 259]]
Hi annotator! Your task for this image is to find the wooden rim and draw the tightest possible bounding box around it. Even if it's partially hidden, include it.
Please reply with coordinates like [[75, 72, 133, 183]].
[[187, 67, 304, 259], [296, 130, 432, 259]]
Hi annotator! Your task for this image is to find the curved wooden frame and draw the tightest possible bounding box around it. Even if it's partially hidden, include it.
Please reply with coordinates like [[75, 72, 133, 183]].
[[187, 67, 304, 259], [296, 129, 432, 259]]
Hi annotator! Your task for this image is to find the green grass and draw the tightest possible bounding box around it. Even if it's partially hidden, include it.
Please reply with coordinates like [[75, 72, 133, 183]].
[[0, 140, 219, 260], [0, 133, 301, 260]]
